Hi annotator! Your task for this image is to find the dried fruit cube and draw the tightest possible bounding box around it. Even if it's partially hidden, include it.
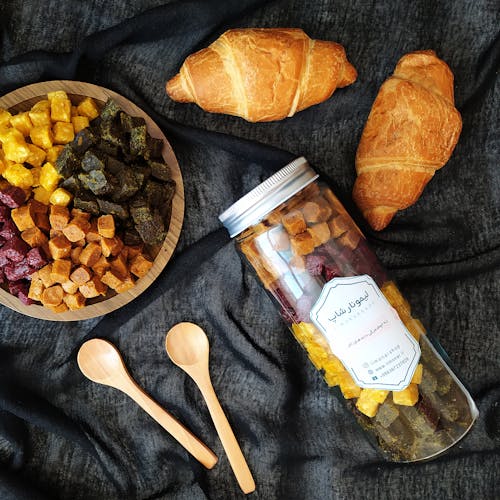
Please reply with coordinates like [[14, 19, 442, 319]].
[[3, 163, 34, 189], [71, 115, 89, 134], [77, 97, 99, 119], [62, 217, 91, 242], [338, 372, 362, 399], [33, 186, 52, 205], [41, 284, 64, 306], [49, 205, 70, 230], [50, 94, 72, 122], [97, 214, 115, 238], [290, 231, 315, 256], [63, 291, 86, 310], [79, 276, 107, 298], [49, 187, 72, 207], [78, 242, 102, 267], [9, 112, 33, 136], [53, 121, 75, 144], [337, 230, 361, 251], [356, 392, 380, 418], [28, 277, 45, 301], [21, 226, 48, 248], [115, 273, 135, 293], [70, 265, 92, 285], [31, 99, 50, 112], [101, 236, 124, 258], [0, 184, 26, 207], [61, 279, 79, 294], [48, 234, 72, 259], [307, 222, 330, 246], [11, 205, 36, 231], [46, 145, 64, 163], [0, 109, 12, 127], [28, 107, 51, 127], [411, 364, 423, 384], [25, 144, 46, 168], [50, 259, 72, 283], [129, 253, 153, 278], [37, 264, 55, 288], [2, 129, 31, 163], [302, 196, 332, 223], [26, 247, 48, 268], [282, 209, 306, 235], [392, 383, 419, 406], [100, 269, 124, 290], [328, 215, 350, 238], [30, 125, 53, 150]]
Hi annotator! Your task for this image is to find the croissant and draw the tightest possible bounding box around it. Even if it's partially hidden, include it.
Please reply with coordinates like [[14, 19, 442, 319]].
[[166, 28, 357, 122], [352, 50, 462, 231]]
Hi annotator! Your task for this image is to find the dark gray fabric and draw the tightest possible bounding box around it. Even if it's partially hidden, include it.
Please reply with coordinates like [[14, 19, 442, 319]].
[[0, 0, 499, 499]]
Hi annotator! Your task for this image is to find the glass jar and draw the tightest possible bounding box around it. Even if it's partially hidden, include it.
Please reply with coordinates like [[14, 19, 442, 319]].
[[219, 157, 478, 462]]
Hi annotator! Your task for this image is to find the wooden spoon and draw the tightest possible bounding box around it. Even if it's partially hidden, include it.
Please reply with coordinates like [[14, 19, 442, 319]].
[[165, 323, 255, 494], [77, 338, 217, 469]]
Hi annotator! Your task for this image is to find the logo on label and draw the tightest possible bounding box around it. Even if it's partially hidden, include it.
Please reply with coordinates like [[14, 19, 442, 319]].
[[309, 275, 420, 391]]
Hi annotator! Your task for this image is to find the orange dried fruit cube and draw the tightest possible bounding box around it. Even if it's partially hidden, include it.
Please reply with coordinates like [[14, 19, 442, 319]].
[[302, 196, 332, 223], [115, 273, 135, 293], [337, 230, 361, 250], [49, 205, 70, 230], [21, 227, 48, 247], [290, 231, 315, 256], [61, 279, 79, 294], [76, 97, 99, 119], [79, 276, 107, 298], [100, 269, 124, 290], [70, 265, 92, 285], [101, 236, 124, 258], [97, 214, 115, 238], [30, 125, 53, 150], [37, 264, 54, 288], [48, 234, 72, 259], [71, 246, 83, 265], [109, 252, 128, 279], [50, 259, 72, 284], [328, 215, 350, 238], [11, 204, 36, 231], [61, 216, 90, 242], [392, 383, 419, 406], [282, 209, 306, 235], [307, 222, 330, 246], [28, 278, 45, 301], [79, 242, 102, 267], [130, 253, 153, 279], [85, 220, 101, 243], [47, 302, 68, 313], [63, 291, 86, 310], [41, 284, 64, 306], [92, 255, 110, 278]]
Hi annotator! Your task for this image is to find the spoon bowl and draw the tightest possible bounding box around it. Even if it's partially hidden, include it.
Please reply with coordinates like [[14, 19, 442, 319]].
[[77, 338, 128, 387], [166, 322, 209, 367]]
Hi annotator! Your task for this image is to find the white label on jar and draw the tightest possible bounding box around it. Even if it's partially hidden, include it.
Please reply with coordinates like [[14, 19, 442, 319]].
[[309, 275, 420, 391]]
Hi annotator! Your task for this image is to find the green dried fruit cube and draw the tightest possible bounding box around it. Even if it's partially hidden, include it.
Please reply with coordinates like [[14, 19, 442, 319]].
[[97, 198, 129, 220], [82, 150, 106, 172], [55, 146, 80, 177], [100, 98, 122, 122], [130, 125, 147, 157], [148, 160, 171, 181]]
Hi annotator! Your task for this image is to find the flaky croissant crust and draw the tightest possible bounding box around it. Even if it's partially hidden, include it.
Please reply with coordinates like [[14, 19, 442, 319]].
[[166, 28, 357, 122], [353, 50, 462, 231]]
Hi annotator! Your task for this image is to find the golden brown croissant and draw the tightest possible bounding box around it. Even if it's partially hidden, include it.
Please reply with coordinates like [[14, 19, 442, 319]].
[[353, 50, 462, 231], [166, 28, 357, 122]]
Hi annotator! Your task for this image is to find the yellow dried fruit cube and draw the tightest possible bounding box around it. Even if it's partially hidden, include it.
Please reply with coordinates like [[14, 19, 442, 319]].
[[338, 372, 362, 399], [30, 166, 42, 186], [410, 364, 423, 384], [39, 162, 61, 192], [46, 145, 63, 163], [0, 109, 12, 127], [31, 99, 50, 111], [28, 107, 51, 127], [49, 187, 72, 207], [50, 96, 72, 123], [71, 115, 89, 134], [392, 383, 419, 406], [53, 121, 74, 144], [3, 163, 34, 189], [26, 144, 46, 168], [0, 150, 7, 175], [77, 97, 99, 119], [30, 125, 53, 150], [361, 388, 389, 404], [47, 90, 68, 101], [33, 186, 52, 204], [356, 390, 380, 418], [10, 112, 33, 136], [404, 318, 426, 341], [1, 128, 30, 163], [324, 371, 342, 387]]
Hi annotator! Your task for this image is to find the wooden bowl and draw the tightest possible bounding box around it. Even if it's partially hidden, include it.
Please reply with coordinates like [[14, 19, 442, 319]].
[[0, 80, 184, 321]]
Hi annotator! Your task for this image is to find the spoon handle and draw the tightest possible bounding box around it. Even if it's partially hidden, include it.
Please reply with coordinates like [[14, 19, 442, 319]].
[[198, 379, 255, 494], [124, 380, 218, 469]]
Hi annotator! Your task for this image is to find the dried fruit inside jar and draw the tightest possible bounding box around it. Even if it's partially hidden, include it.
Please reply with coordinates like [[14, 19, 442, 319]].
[[236, 180, 478, 462]]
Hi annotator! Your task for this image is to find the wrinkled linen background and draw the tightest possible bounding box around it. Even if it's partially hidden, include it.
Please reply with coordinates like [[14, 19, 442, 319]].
[[0, 1, 499, 499]]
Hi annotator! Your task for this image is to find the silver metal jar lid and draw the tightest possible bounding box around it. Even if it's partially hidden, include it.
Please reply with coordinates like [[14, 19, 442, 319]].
[[219, 157, 318, 238]]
